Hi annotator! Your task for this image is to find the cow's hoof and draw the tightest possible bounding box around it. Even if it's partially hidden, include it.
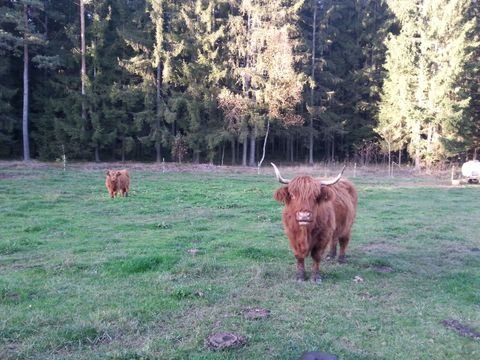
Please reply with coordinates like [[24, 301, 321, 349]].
[[327, 251, 337, 260], [338, 255, 347, 264], [311, 271, 322, 284], [296, 272, 306, 282]]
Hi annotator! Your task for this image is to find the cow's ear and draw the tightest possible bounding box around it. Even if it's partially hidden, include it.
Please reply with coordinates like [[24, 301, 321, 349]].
[[116, 171, 122, 176], [317, 186, 336, 203], [274, 187, 290, 203], [106, 170, 110, 176]]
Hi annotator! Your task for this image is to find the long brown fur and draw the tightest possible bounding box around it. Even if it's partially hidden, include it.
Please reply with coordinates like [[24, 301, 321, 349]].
[[105, 169, 130, 198], [274, 175, 357, 283]]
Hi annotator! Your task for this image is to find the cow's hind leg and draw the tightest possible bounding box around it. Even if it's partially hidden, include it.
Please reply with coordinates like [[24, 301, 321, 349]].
[[327, 238, 338, 260], [337, 235, 351, 263]]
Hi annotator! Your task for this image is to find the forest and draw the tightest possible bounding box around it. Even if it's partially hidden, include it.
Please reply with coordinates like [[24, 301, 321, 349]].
[[0, 0, 478, 168]]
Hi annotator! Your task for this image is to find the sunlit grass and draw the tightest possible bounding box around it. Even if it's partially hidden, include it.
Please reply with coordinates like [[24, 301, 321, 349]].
[[0, 163, 479, 359]]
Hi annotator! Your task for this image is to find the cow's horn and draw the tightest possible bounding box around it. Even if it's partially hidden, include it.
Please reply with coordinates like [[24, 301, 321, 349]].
[[320, 165, 346, 186], [271, 163, 290, 184]]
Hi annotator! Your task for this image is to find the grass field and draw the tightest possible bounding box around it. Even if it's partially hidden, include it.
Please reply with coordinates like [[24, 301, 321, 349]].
[[1, 161, 479, 360]]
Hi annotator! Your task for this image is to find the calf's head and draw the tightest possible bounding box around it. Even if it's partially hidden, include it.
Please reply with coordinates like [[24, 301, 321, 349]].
[[272, 163, 344, 226], [106, 170, 122, 183]]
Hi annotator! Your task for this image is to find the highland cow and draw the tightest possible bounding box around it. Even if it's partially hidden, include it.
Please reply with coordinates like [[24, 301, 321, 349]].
[[105, 169, 130, 198], [272, 163, 357, 283]]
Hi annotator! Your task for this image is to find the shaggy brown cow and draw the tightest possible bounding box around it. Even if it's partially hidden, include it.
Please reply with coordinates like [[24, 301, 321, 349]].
[[272, 163, 357, 283], [105, 169, 130, 198]]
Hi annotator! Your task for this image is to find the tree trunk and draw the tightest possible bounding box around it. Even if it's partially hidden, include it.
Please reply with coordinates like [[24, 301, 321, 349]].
[[248, 127, 256, 167], [257, 120, 270, 172], [413, 123, 421, 170], [308, 0, 318, 166], [95, 146, 100, 162], [231, 138, 236, 165], [155, 63, 162, 162], [80, 0, 87, 129], [193, 150, 200, 164], [331, 138, 335, 163], [242, 134, 248, 166], [221, 143, 225, 165], [22, 5, 30, 161], [388, 141, 392, 177], [289, 136, 294, 162]]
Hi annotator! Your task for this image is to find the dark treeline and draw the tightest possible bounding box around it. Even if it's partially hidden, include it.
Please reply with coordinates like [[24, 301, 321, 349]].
[[0, 0, 478, 167]]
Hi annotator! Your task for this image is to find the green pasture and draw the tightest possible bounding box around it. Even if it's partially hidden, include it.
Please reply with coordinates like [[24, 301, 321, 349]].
[[0, 163, 479, 359]]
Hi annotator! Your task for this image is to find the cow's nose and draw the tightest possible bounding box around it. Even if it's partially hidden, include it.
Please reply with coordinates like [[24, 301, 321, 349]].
[[296, 211, 312, 222]]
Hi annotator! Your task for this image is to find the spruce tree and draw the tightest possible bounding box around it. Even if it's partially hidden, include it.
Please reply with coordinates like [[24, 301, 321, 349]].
[[0, 0, 50, 160], [174, 0, 228, 164], [220, 0, 304, 166], [0, 47, 17, 157], [379, 0, 477, 169]]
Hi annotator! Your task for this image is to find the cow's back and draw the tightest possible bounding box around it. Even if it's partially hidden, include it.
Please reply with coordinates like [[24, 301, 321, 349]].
[[117, 171, 130, 193]]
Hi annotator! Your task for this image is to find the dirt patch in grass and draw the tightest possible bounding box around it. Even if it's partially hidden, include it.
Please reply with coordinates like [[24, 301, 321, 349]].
[[0, 343, 19, 359], [205, 332, 247, 350], [441, 319, 480, 340]]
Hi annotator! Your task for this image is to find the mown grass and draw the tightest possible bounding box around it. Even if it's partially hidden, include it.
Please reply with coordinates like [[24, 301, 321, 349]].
[[0, 163, 479, 360]]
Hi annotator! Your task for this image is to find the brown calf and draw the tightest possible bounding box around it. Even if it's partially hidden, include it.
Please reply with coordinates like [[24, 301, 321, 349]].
[[105, 169, 130, 198]]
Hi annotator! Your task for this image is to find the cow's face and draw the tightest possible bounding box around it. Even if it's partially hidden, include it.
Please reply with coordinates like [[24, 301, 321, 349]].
[[274, 176, 335, 226], [106, 170, 121, 182]]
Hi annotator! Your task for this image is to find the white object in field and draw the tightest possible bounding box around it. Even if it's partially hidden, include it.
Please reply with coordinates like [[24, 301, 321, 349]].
[[461, 160, 480, 179]]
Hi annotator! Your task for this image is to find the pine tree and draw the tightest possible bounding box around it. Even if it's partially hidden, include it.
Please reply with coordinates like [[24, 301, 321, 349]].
[[31, 0, 87, 160], [174, 0, 228, 164], [0, 47, 17, 157], [123, 0, 182, 162], [0, 0, 50, 160], [379, 0, 477, 169], [462, 0, 480, 159], [298, 0, 392, 163], [220, 0, 304, 166]]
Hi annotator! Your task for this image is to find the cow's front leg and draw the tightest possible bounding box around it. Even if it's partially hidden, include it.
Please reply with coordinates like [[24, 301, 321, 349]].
[[295, 256, 306, 281], [311, 254, 322, 284], [311, 239, 329, 284]]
